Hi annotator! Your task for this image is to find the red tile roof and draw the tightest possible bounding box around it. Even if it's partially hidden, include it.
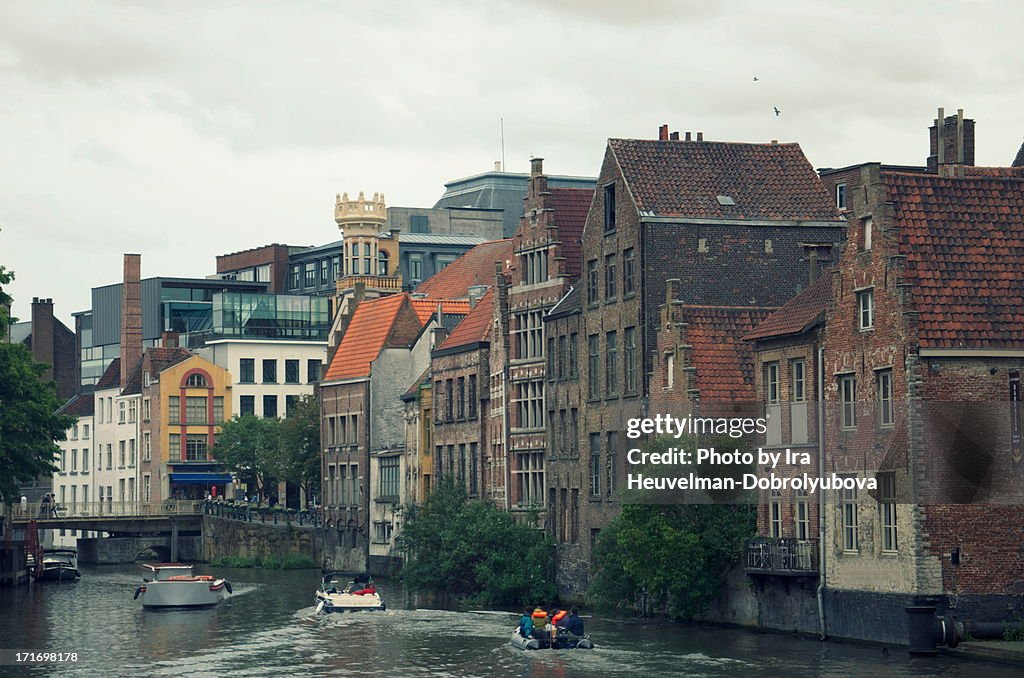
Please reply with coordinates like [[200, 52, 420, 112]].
[[57, 393, 95, 417], [608, 139, 844, 222], [744, 275, 834, 341], [885, 171, 1024, 349], [414, 239, 513, 299], [323, 294, 410, 382], [436, 287, 495, 352], [1012, 142, 1024, 168], [548, 188, 595, 280], [682, 306, 775, 401], [124, 347, 193, 395], [95, 358, 121, 390], [410, 298, 471, 324], [965, 166, 1024, 177]]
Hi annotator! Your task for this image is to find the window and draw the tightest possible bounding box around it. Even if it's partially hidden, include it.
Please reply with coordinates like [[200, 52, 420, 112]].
[[373, 521, 394, 544], [790, 359, 808, 444], [457, 377, 466, 420], [186, 396, 206, 424], [795, 489, 809, 540], [363, 243, 372, 275], [570, 409, 579, 453], [143, 432, 151, 462], [568, 333, 578, 377], [604, 253, 617, 300], [288, 265, 300, 290], [129, 439, 136, 467], [514, 310, 544, 359], [128, 400, 137, 423], [587, 259, 599, 305], [624, 327, 637, 394], [185, 434, 207, 461], [240, 395, 255, 416], [841, 477, 858, 551], [118, 400, 126, 424], [304, 262, 316, 287], [186, 373, 207, 388], [877, 369, 894, 428], [285, 359, 300, 384], [515, 380, 544, 429], [143, 475, 151, 502], [410, 214, 429, 233], [380, 456, 400, 498], [878, 472, 897, 552], [588, 335, 600, 398], [665, 352, 675, 389], [765, 362, 780, 403], [863, 217, 873, 251], [605, 331, 618, 395], [589, 433, 601, 496], [698, 237, 708, 253], [606, 432, 618, 495], [106, 443, 112, 469], [168, 396, 180, 423], [213, 396, 224, 422], [143, 398, 151, 421], [263, 395, 278, 419], [240, 358, 255, 384], [604, 183, 616, 231], [320, 258, 330, 285], [557, 335, 567, 379], [119, 440, 126, 467], [792, 360, 806, 402], [517, 451, 544, 506], [262, 359, 277, 383], [836, 183, 846, 209], [840, 375, 857, 429], [82, 445, 89, 471], [468, 375, 478, 419], [351, 464, 361, 504], [83, 424, 89, 439], [858, 289, 874, 330], [444, 379, 453, 422], [469, 442, 478, 495], [378, 250, 389, 276], [307, 359, 321, 383], [623, 248, 635, 296], [286, 394, 298, 415], [547, 337, 556, 375], [409, 255, 423, 281], [769, 490, 783, 538], [71, 448, 78, 472]]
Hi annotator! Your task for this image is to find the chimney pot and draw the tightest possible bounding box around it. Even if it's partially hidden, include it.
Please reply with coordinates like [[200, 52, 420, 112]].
[[669, 131, 678, 141], [494, 161, 502, 172], [32, 297, 39, 303], [697, 132, 703, 141], [659, 124, 669, 141], [685, 132, 692, 141], [530, 157, 544, 176], [771, 139, 778, 145]]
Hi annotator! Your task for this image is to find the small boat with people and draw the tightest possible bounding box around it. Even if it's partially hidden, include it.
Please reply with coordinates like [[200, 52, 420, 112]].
[[36, 548, 81, 582], [133, 563, 232, 608], [314, 572, 385, 613], [511, 606, 594, 650]]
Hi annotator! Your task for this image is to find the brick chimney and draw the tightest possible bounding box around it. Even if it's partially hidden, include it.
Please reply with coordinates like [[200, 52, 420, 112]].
[[928, 107, 975, 175], [530, 157, 547, 195], [31, 297, 55, 380], [658, 124, 669, 141], [121, 254, 143, 388]]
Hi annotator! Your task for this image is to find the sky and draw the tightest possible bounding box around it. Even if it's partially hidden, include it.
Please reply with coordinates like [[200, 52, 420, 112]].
[[2, 0, 1023, 326]]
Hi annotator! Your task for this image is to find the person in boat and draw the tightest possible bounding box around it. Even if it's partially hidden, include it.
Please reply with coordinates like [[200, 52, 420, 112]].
[[560, 607, 584, 637], [530, 607, 549, 640], [518, 608, 534, 638]]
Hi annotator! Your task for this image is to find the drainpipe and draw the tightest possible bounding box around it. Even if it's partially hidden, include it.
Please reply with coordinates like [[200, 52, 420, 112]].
[[816, 345, 827, 639], [503, 364, 511, 512]]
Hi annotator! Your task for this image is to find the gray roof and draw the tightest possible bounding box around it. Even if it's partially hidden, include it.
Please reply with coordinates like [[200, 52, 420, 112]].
[[9, 321, 31, 344], [547, 285, 580, 319], [398, 233, 486, 246]]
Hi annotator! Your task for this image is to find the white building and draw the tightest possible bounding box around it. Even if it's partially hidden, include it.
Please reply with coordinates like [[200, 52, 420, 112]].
[[92, 358, 141, 510], [52, 394, 97, 548]]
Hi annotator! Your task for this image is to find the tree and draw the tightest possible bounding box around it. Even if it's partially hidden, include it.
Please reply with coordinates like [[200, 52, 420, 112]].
[[276, 394, 321, 502], [397, 478, 557, 607], [0, 260, 77, 504], [211, 414, 280, 493]]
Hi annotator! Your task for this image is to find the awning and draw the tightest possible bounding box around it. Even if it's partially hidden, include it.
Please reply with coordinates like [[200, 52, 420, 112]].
[[169, 473, 233, 485]]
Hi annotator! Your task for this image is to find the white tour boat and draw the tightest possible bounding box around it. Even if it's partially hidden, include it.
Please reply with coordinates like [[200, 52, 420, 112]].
[[134, 563, 232, 608], [314, 572, 385, 613]]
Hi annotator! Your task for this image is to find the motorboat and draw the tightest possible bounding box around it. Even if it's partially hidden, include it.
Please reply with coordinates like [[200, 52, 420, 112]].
[[36, 548, 80, 582], [314, 572, 385, 613], [510, 627, 594, 650], [133, 563, 232, 608]]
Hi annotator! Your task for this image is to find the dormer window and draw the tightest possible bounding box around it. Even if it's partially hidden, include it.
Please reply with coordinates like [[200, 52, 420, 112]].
[[604, 183, 616, 232], [836, 183, 847, 209]]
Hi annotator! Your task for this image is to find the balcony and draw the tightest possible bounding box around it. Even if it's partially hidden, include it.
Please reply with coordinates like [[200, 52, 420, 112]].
[[745, 537, 818, 576], [336, 275, 403, 293]]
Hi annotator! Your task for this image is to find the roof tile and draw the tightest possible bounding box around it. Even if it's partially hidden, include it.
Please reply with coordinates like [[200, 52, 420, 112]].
[[414, 239, 513, 299], [436, 287, 495, 352], [682, 306, 776, 401], [744, 275, 833, 341]]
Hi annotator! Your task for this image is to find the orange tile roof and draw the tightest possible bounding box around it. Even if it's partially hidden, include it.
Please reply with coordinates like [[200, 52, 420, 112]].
[[436, 287, 495, 352], [548, 188, 594, 280], [323, 295, 409, 382], [682, 306, 776, 401], [744, 275, 833, 342], [410, 298, 471, 324], [414, 239, 513, 299]]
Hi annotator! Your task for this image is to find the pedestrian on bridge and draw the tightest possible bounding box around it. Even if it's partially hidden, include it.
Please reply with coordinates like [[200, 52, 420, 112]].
[[39, 493, 51, 517]]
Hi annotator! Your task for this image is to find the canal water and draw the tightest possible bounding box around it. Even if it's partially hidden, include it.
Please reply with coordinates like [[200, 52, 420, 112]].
[[0, 563, 1019, 677]]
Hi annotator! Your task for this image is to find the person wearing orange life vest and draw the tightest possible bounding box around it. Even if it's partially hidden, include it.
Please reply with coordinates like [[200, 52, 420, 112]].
[[530, 607, 549, 639]]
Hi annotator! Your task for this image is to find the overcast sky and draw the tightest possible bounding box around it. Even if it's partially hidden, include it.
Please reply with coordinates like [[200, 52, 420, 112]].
[[2, 0, 1022, 326]]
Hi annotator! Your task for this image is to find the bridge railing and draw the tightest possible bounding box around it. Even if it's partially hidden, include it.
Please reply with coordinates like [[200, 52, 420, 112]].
[[12, 500, 205, 521]]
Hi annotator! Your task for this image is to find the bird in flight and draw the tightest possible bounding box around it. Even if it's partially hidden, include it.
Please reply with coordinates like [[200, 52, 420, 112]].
[[774, 106, 781, 116], [753, 76, 759, 81]]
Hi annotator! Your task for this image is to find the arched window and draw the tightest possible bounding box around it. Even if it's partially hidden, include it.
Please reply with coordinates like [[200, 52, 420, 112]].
[[363, 243, 372, 275], [377, 250, 389, 276], [185, 373, 208, 388]]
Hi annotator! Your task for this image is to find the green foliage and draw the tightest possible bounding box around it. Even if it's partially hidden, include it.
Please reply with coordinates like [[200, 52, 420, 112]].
[[261, 554, 283, 570], [280, 553, 317, 569], [0, 258, 77, 504], [275, 395, 321, 499], [212, 415, 281, 492], [590, 503, 756, 619], [397, 478, 556, 607], [209, 553, 316, 569], [210, 555, 260, 568]]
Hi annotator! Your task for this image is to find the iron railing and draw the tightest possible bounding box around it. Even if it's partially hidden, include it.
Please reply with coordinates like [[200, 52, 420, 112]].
[[11, 500, 204, 521], [745, 537, 818, 574]]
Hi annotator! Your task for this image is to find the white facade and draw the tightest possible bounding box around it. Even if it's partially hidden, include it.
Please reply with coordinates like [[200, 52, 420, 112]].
[[198, 339, 327, 419], [52, 415, 96, 548], [92, 386, 141, 510]]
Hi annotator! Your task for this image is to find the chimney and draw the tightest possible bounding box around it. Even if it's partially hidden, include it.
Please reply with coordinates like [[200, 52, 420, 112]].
[[431, 325, 448, 349], [929, 107, 975, 174], [670, 131, 680, 141], [31, 297, 55, 381], [665, 278, 679, 305], [120, 254, 143, 388], [685, 132, 692, 141], [697, 132, 703, 141], [467, 284, 488, 308], [494, 161, 502, 172], [530, 157, 544, 177], [162, 331, 180, 348], [659, 124, 669, 141]]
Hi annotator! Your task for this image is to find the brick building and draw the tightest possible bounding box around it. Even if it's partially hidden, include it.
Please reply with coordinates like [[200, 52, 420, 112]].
[[563, 128, 846, 594]]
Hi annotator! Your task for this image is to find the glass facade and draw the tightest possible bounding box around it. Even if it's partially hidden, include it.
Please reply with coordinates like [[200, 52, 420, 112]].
[[212, 293, 329, 341]]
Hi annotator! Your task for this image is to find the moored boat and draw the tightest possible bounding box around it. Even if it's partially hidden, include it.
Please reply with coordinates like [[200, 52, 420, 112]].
[[509, 628, 594, 650], [36, 548, 81, 582], [314, 572, 385, 613], [134, 563, 232, 608]]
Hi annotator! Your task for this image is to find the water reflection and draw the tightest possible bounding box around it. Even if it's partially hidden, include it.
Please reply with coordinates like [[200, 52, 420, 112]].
[[0, 564, 1022, 677]]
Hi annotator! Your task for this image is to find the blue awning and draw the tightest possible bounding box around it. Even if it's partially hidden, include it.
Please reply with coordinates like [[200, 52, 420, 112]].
[[169, 473, 233, 485]]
